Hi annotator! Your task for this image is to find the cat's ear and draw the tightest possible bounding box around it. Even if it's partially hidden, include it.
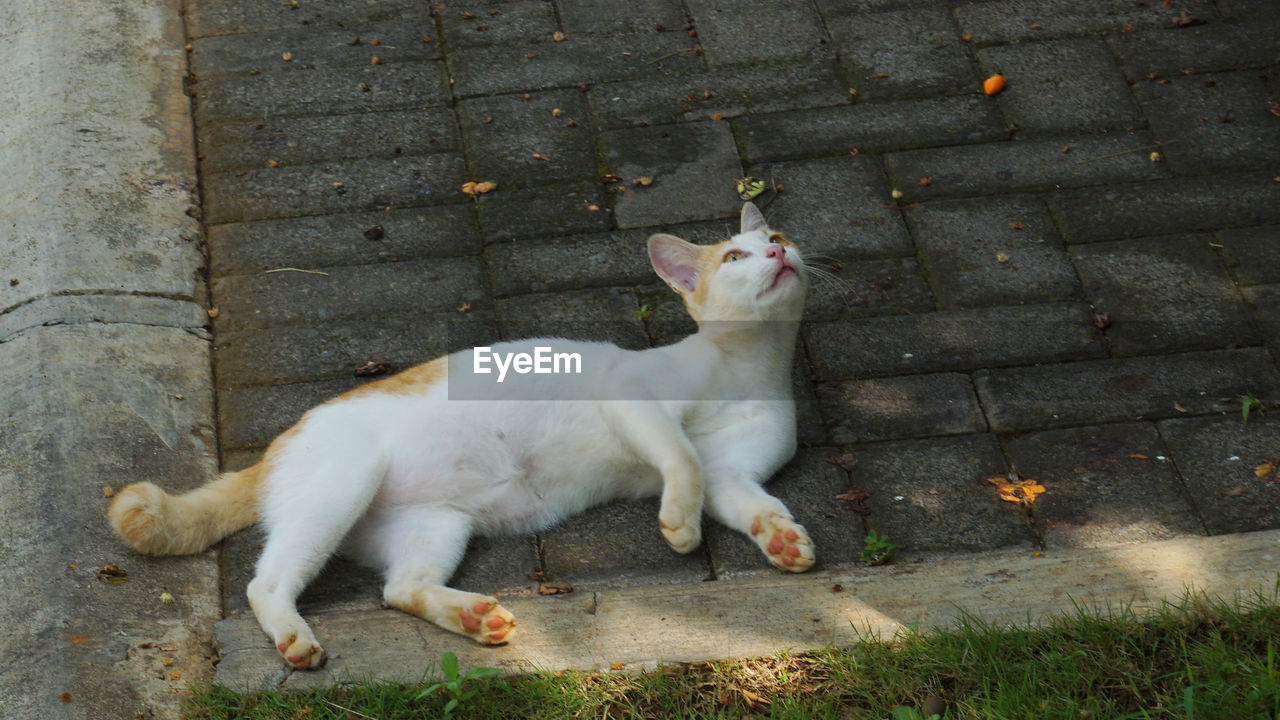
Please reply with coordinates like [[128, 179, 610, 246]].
[[740, 202, 768, 234], [648, 233, 702, 293]]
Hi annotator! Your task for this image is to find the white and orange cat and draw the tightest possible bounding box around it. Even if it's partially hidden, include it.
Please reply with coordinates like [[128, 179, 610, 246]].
[[109, 203, 815, 669]]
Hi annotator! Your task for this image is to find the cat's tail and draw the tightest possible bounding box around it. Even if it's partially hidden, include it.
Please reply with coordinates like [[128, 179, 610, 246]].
[[108, 464, 264, 556]]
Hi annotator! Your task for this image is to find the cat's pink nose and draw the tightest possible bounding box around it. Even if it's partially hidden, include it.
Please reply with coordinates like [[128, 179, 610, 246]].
[[765, 244, 784, 259]]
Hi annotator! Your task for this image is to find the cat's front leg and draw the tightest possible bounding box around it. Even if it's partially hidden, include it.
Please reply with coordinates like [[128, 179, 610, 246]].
[[602, 401, 704, 553], [705, 477, 815, 572]]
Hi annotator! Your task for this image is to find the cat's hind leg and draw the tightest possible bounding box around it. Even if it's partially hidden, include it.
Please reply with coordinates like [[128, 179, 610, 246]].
[[362, 506, 516, 645], [247, 429, 387, 669], [706, 477, 815, 572]]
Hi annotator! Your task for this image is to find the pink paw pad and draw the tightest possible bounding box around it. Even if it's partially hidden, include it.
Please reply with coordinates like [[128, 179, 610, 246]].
[[752, 513, 815, 573], [457, 599, 516, 645]]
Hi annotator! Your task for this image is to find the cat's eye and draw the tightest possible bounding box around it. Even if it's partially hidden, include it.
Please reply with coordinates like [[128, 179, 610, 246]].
[[723, 250, 744, 263], [768, 234, 785, 244]]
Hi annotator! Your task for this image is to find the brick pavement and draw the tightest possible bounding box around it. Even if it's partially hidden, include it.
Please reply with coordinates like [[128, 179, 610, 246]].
[[187, 0, 1280, 678]]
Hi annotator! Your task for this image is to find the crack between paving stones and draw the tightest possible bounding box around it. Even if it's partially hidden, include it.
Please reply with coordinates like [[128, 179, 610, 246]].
[[1152, 424, 1215, 538], [995, 439, 1048, 551], [0, 319, 211, 346], [0, 287, 201, 318]]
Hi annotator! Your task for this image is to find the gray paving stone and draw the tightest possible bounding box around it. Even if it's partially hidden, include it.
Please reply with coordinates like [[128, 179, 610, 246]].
[[805, 302, 1106, 381], [1242, 284, 1280, 357], [686, 0, 829, 67], [0, 325, 219, 720], [846, 434, 1032, 552], [637, 291, 700, 346], [496, 287, 649, 350], [1217, 0, 1280, 20], [954, 0, 1219, 45], [199, 109, 460, 172], [793, 352, 829, 448], [218, 377, 358, 450], [708, 449, 866, 576], [1001, 423, 1203, 548], [804, 256, 934, 323], [1158, 415, 1280, 535], [558, 0, 686, 35], [604, 121, 743, 228], [975, 348, 1280, 433], [749, 155, 913, 261], [207, 205, 481, 278], [203, 154, 467, 223], [1070, 234, 1256, 356], [588, 59, 851, 129], [484, 228, 655, 296], [741, 95, 1006, 163], [1218, 225, 1280, 287], [1131, 72, 1280, 175], [827, 7, 975, 101], [476, 182, 612, 243], [187, 0, 424, 38], [214, 313, 499, 389], [448, 32, 703, 97], [440, 1, 559, 48], [816, 373, 986, 444], [885, 133, 1171, 203], [224, 528, 540, 616], [815, 0, 938, 15], [906, 195, 1080, 309], [457, 89, 596, 188], [1109, 21, 1280, 80], [539, 497, 712, 587], [449, 534, 545, 595], [190, 19, 438, 79], [977, 38, 1143, 135], [195, 61, 451, 123], [1051, 173, 1280, 243], [210, 257, 489, 332]]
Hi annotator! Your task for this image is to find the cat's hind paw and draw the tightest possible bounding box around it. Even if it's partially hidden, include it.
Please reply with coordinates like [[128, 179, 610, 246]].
[[275, 631, 326, 670], [750, 513, 815, 572], [459, 599, 515, 645]]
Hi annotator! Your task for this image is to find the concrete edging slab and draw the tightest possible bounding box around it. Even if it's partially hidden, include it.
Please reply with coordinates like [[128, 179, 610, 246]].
[[214, 529, 1280, 691], [0, 0, 219, 718]]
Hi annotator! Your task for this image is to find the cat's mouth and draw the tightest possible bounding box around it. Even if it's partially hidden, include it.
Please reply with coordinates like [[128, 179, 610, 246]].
[[765, 261, 798, 294]]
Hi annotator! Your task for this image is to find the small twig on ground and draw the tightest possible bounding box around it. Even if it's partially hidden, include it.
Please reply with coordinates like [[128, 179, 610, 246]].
[[646, 48, 697, 64], [1074, 143, 1166, 163], [262, 267, 331, 276], [318, 697, 379, 720]]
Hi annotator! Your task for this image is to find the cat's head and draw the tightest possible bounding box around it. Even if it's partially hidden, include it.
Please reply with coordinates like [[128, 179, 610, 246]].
[[647, 203, 807, 324]]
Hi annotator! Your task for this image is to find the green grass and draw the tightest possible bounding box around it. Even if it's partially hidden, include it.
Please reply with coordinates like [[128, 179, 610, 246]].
[[186, 589, 1280, 720]]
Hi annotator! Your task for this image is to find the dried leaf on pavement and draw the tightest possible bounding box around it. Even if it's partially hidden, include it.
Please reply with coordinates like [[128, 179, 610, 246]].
[[538, 581, 573, 595], [1256, 459, 1278, 482], [354, 361, 392, 377], [985, 474, 1047, 505]]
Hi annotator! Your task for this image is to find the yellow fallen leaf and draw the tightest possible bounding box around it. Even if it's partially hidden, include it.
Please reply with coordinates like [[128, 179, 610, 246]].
[[1256, 460, 1278, 481], [461, 181, 497, 196], [986, 475, 1047, 505]]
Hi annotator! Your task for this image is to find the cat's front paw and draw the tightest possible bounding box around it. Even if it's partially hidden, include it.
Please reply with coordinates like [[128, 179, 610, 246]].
[[458, 599, 515, 645], [658, 510, 702, 554], [275, 630, 326, 670], [750, 513, 814, 572]]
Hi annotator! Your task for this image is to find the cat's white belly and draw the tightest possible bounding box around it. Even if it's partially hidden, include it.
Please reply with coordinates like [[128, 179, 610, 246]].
[[363, 395, 661, 534]]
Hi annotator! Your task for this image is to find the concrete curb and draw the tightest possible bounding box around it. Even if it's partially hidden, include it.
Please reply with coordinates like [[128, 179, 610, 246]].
[[0, 1, 220, 718], [214, 530, 1280, 691]]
